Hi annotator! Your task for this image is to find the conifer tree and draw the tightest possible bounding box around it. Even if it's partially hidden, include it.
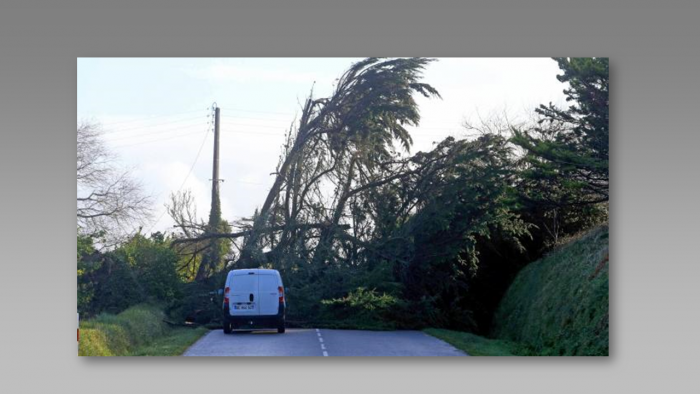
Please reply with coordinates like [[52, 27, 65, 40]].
[[512, 57, 609, 208]]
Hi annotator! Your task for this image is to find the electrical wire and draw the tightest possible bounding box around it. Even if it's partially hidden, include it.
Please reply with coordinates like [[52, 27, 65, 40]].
[[104, 115, 208, 134], [219, 106, 295, 116], [221, 130, 287, 137], [97, 109, 207, 128], [219, 121, 290, 130], [220, 115, 294, 123], [106, 122, 207, 142], [146, 128, 211, 235], [111, 130, 207, 149]]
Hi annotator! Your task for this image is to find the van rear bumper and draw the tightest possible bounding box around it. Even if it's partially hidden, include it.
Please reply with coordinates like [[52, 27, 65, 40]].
[[223, 303, 285, 328]]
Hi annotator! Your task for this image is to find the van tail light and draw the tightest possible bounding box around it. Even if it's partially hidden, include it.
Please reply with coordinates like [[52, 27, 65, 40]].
[[224, 287, 230, 305], [278, 286, 285, 303]]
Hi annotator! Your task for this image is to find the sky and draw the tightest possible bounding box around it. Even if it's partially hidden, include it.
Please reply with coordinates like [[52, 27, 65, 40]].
[[77, 58, 567, 235]]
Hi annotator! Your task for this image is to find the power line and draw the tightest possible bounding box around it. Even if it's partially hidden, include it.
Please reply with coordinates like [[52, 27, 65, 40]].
[[219, 106, 295, 116], [220, 115, 294, 123], [219, 121, 290, 130], [104, 115, 207, 134], [97, 109, 207, 128], [221, 129, 287, 137], [111, 130, 207, 148], [106, 121, 206, 142], [146, 128, 211, 235]]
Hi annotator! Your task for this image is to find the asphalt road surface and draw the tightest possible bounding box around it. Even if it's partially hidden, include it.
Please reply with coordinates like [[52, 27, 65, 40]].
[[183, 328, 467, 357]]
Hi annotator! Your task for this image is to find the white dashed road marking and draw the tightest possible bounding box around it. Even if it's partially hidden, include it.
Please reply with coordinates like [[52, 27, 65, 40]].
[[316, 328, 328, 356]]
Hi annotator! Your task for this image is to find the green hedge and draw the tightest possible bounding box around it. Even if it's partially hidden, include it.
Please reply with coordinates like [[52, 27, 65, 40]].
[[79, 304, 168, 356], [492, 226, 609, 356]]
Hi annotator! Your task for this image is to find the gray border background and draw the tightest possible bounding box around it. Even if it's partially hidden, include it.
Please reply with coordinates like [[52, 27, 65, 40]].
[[1, 0, 698, 392]]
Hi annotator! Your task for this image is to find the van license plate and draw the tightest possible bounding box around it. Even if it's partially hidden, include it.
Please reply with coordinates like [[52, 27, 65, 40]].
[[235, 304, 254, 310]]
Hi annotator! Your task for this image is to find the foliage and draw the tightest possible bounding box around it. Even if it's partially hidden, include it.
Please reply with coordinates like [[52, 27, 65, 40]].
[[167, 189, 233, 281], [492, 226, 609, 356], [373, 134, 530, 330], [79, 304, 207, 356], [130, 327, 208, 356], [79, 304, 166, 356], [168, 58, 536, 330], [113, 233, 182, 303], [78, 58, 610, 349], [89, 253, 146, 315], [511, 57, 608, 221], [320, 287, 401, 330], [167, 272, 227, 326], [77, 234, 99, 312], [78, 233, 183, 317], [236, 57, 441, 267]]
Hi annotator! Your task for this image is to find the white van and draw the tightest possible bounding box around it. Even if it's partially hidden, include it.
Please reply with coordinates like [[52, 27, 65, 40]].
[[222, 269, 286, 334]]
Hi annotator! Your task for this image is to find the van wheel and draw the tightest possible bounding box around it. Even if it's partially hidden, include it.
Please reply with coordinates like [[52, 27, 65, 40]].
[[277, 319, 285, 334], [223, 322, 232, 334]]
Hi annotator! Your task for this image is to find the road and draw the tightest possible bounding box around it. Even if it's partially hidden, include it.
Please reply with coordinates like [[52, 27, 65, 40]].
[[183, 328, 467, 357]]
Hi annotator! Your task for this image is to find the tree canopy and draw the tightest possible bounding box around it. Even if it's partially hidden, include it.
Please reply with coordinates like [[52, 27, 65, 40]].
[[79, 57, 609, 333]]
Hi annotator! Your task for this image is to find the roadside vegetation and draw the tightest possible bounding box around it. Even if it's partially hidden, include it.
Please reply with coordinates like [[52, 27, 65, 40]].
[[79, 304, 207, 356], [424, 329, 527, 356], [426, 225, 609, 356], [78, 57, 608, 355], [492, 226, 609, 356]]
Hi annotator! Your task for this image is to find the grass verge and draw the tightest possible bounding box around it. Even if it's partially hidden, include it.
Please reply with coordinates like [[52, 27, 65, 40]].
[[79, 304, 208, 356], [424, 328, 527, 356], [130, 327, 208, 356]]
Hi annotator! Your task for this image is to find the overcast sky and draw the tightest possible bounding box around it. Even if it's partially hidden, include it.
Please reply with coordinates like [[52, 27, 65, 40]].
[[77, 58, 567, 235]]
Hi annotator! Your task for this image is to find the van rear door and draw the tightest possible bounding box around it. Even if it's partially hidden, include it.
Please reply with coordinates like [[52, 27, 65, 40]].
[[229, 273, 259, 316], [258, 274, 281, 316]]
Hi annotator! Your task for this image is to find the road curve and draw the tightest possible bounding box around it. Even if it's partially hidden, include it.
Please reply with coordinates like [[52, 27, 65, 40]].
[[183, 328, 467, 357]]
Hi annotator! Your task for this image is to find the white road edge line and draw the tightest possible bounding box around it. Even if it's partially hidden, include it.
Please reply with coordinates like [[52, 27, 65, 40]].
[[316, 328, 328, 357]]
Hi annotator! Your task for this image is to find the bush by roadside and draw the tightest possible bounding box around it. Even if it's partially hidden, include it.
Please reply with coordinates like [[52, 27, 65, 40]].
[[492, 226, 609, 356], [79, 304, 207, 356]]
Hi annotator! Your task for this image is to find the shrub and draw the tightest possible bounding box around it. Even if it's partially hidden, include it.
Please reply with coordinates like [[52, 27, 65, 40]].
[[79, 304, 167, 356], [492, 226, 609, 356], [167, 279, 224, 326], [320, 287, 400, 330], [78, 233, 184, 317]]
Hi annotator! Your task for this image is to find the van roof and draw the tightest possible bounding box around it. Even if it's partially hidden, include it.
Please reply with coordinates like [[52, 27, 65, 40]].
[[229, 268, 280, 276]]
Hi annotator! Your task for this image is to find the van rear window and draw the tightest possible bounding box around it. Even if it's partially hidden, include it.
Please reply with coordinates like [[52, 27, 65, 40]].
[[230, 275, 257, 293]]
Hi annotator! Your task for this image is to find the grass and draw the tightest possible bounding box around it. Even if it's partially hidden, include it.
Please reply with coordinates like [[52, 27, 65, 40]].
[[130, 327, 208, 356], [79, 304, 208, 356], [491, 225, 609, 356], [424, 328, 528, 356]]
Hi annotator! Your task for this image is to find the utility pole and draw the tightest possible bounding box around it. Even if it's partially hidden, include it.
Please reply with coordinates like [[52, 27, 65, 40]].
[[211, 106, 221, 208], [196, 104, 223, 281]]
